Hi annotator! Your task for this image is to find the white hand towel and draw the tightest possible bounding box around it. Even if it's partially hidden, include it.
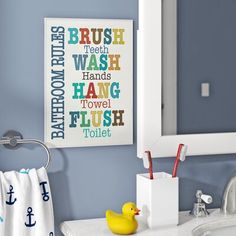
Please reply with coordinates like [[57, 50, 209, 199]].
[[0, 167, 54, 236]]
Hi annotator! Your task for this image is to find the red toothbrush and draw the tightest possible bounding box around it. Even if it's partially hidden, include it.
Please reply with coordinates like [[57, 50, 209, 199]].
[[172, 144, 188, 177], [145, 151, 154, 180]]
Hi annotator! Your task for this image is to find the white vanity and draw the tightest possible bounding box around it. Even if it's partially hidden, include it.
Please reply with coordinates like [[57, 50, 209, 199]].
[[60, 209, 236, 236]]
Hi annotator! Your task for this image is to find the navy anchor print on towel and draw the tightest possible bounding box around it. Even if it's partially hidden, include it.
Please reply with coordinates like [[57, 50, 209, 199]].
[[25, 207, 36, 227], [40, 181, 50, 202], [6, 185, 17, 205]]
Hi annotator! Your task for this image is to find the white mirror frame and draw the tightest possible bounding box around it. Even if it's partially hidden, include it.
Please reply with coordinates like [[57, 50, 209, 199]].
[[137, 0, 236, 159]]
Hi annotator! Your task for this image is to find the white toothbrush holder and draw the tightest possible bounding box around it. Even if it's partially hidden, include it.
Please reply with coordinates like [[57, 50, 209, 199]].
[[136, 172, 179, 229]]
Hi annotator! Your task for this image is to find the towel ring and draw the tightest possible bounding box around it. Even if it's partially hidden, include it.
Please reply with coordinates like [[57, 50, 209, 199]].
[[0, 130, 51, 170]]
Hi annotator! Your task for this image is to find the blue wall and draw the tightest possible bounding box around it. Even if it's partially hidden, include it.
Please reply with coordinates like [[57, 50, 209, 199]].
[[1, 1, 236, 235]]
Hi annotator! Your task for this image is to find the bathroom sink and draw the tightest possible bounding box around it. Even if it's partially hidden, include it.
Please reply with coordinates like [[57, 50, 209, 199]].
[[192, 217, 236, 236], [61, 209, 236, 236]]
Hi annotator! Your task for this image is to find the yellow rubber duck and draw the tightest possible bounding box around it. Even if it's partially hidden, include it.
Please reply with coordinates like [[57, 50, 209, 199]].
[[106, 202, 140, 235]]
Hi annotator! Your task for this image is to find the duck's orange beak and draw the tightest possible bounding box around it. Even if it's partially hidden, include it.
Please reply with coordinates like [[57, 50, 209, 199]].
[[134, 208, 141, 215]]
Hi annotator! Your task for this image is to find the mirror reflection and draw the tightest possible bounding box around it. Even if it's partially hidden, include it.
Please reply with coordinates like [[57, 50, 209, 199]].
[[162, 0, 236, 136]]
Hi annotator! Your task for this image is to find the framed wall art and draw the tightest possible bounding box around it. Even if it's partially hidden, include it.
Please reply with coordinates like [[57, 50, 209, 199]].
[[44, 18, 133, 148]]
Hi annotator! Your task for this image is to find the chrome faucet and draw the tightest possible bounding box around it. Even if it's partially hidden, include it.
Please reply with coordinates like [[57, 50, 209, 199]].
[[221, 175, 236, 214], [190, 190, 213, 217]]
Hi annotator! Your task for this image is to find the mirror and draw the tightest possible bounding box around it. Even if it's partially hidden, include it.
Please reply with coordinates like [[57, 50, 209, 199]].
[[163, 0, 236, 136], [137, 0, 236, 158]]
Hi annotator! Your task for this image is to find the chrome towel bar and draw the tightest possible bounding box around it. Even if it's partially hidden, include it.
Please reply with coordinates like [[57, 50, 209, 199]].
[[0, 130, 51, 170]]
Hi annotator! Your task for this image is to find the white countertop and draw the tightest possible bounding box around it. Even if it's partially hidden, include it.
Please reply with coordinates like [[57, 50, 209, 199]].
[[60, 209, 231, 236]]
